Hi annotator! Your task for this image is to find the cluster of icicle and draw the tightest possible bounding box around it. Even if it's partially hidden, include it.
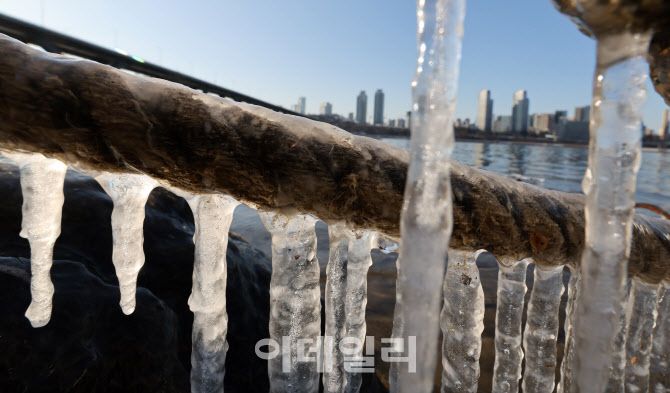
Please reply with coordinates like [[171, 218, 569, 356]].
[[2, 150, 393, 393], [7, 150, 669, 393]]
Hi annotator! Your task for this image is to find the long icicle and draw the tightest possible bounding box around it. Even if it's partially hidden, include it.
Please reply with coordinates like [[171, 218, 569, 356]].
[[259, 212, 321, 393], [343, 230, 374, 393], [522, 264, 565, 393], [440, 250, 485, 393], [4, 152, 67, 327], [649, 282, 670, 392], [96, 173, 157, 315], [323, 223, 349, 393], [557, 266, 581, 393], [185, 194, 238, 393], [394, 0, 465, 391], [624, 279, 660, 392], [492, 258, 529, 393], [571, 31, 651, 393], [604, 289, 629, 393]]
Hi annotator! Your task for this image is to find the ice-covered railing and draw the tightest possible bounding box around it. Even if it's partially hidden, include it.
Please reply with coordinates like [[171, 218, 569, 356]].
[[1, 2, 670, 391]]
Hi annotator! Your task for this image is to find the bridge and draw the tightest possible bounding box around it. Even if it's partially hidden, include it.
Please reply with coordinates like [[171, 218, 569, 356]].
[[0, 12, 300, 117]]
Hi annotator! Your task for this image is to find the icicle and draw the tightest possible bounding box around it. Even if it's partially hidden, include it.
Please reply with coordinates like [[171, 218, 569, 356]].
[[3, 152, 67, 327], [182, 194, 238, 393], [440, 250, 485, 393], [522, 264, 565, 393], [557, 267, 581, 393], [649, 283, 670, 392], [343, 230, 374, 393], [624, 279, 660, 392], [604, 289, 629, 393], [95, 173, 157, 315], [388, 254, 404, 393], [395, 0, 465, 391], [492, 258, 529, 393], [323, 223, 349, 393], [572, 30, 651, 393], [259, 212, 321, 393]]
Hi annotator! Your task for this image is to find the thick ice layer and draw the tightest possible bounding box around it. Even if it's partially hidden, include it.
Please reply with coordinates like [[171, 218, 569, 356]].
[[624, 279, 659, 392], [395, 0, 465, 391], [95, 173, 157, 315], [259, 212, 321, 393], [522, 265, 565, 393], [183, 194, 238, 393], [343, 230, 374, 393], [572, 31, 651, 393], [649, 283, 670, 392], [389, 255, 403, 393], [3, 152, 67, 327], [492, 259, 529, 393], [440, 250, 485, 393], [323, 223, 349, 393], [557, 267, 581, 393]]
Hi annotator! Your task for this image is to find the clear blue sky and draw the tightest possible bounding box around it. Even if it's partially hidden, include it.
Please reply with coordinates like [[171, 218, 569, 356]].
[[1, 0, 667, 132]]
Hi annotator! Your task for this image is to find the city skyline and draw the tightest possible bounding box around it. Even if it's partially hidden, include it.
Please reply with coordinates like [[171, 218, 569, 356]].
[[10, 2, 665, 130]]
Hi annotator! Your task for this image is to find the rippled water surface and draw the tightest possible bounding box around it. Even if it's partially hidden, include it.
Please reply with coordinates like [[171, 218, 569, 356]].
[[382, 138, 670, 211]]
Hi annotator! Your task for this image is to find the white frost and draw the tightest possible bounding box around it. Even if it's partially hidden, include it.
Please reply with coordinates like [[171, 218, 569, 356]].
[[95, 173, 157, 315], [4, 152, 67, 327]]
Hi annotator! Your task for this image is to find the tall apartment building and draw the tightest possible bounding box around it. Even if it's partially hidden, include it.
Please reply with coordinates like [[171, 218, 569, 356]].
[[374, 89, 385, 125], [477, 90, 493, 131], [511, 90, 529, 133], [356, 91, 367, 124]]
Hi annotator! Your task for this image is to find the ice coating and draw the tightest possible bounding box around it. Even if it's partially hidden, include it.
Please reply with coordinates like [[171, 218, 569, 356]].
[[440, 250, 485, 393], [395, 0, 465, 391], [323, 223, 349, 393], [259, 212, 321, 393], [572, 31, 651, 393], [624, 279, 659, 392], [3, 152, 67, 327], [649, 283, 670, 392], [557, 268, 581, 393], [95, 173, 157, 315], [521, 265, 565, 393], [492, 259, 529, 393], [343, 230, 374, 393], [183, 194, 238, 393]]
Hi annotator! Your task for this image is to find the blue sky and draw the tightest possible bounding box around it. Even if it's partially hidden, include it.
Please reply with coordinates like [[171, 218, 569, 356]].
[[1, 0, 667, 132]]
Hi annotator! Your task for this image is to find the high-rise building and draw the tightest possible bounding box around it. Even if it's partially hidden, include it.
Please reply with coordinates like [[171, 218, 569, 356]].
[[477, 90, 493, 131], [356, 91, 367, 124], [407, 111, 412, 130], [662, 110, 670, 140], [296, 97, 306, 115], [493, 115, 513, 133], [511, 90, 529, 133], [374, 89, 385, 125], [320, 102, 332, 116], [533, 113, 555, 133], [557, 118, 589, 143], [574, 105, 590, 122], [389, 119, 396, 127], [348, 112, 354, 121], [397, 118, 406, 128]]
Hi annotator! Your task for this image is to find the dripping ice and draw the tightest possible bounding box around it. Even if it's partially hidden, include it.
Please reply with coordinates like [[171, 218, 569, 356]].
[[3, 152, 67, 327], [96, 173, 157, 315], [390, 0, 465, 391]]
